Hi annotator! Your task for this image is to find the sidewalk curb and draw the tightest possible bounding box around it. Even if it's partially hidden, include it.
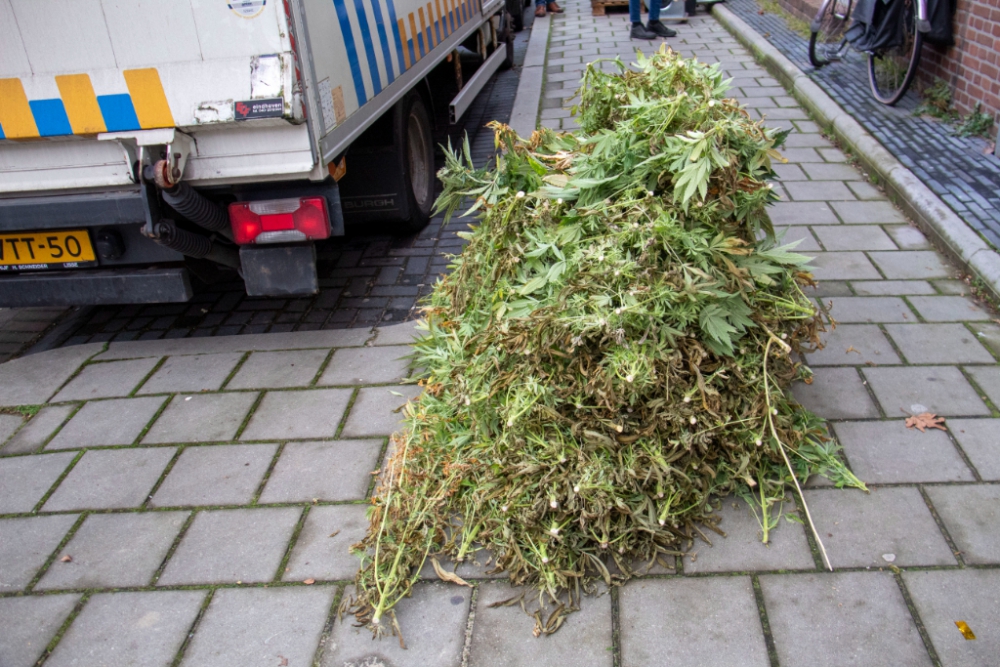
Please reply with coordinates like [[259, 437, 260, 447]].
[[713, 4, 1000, 300], [509, 14, 552, 137]]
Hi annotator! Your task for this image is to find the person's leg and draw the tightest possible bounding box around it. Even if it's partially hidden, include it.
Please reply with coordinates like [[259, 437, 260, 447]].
[[648, 0, 660, 22], [535, 0, 546, 16], [629, 0, 641, 23]]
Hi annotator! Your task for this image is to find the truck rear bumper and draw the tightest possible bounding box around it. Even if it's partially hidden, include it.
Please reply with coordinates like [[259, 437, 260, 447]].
[[0, 267, 192, 307]]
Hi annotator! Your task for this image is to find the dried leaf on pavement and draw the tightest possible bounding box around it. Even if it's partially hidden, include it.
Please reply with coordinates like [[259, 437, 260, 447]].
[[905, 413, 947, 432], [431, 558, 472, 587]]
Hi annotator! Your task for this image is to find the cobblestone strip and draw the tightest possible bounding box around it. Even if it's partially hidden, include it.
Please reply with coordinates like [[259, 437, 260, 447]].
[[721, 0, 1000, 251]]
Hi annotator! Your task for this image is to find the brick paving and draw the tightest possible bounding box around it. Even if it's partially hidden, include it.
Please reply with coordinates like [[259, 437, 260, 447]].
[[2, 3, 1000, 666], [726, 0, 1000, 250]]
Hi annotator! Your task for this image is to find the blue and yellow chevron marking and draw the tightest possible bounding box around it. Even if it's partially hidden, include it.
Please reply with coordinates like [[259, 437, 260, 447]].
[[0, 69, 173, 140], [333, 0, 369, 106], [352, 0, 383, 96]]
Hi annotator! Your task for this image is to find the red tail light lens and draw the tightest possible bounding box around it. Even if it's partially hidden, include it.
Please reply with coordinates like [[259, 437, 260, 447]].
[[228, 197, 331, 245]]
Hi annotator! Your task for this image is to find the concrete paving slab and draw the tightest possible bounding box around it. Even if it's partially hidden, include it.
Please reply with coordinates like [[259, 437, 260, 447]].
[[830, 200, 907, 224], [863, 366, 990, 416], [775, 226, 821, 251], [964, 366, 1000, 408], [181, 586, 334, 667], [259, 440, 381, 503], [800, 163, 864, 181], [469, 581, 613, 667], [138, 352, 244, 394], [822, 296, 915, 323], [43, 447, 175, 511], [340, 385, 422, 438], [883, 225, 931, 249], [157, 507, 301, 585], [45, 590, 205, 667], [46, 396, 166, 449], [282, 504, 367, 582], [967, 322, 1000, 356], [845, 180, 883, 200], [0, 594, 80, 667], [36, 511, 188, 590], [903, 569, 1000, 667], [619, 576, 769, 667], [791, 367, 880, 419], [226, 349, 329, 390], [767, 202, 839, 226], [144, 392, 259, 444], [1, 405, 75, 454], [906, 296, 993, 321], [784, 181, 857, 201], [883, 324, 995, 364], [804, 324, 901, 366], [318, 345, 411, 385], [949, 419, 1000, 480], [807, 252, 882, 280], [812, 225, 897, 251], [240, 389, 352, 441], [0, 343, 103, 406], [683, 496, 815, 573], [150, 443, 277, 507], [832, 420, 974, 483], [95, 328, 372, 360], [868, 251, 953, 279], [759, 571, 933, 667], [0, 452, 75, 513], [804, 487, 955, 567], [325, 583, 469, 667], [50, 357, 160, 402], [924, 484, 1000, 565], [850, 280, 936, 295], [0, 413, 24, 445], [0, 515, 78, 591]]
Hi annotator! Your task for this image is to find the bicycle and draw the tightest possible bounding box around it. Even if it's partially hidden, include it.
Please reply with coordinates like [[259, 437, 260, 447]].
[[808, 0, 929, 106]]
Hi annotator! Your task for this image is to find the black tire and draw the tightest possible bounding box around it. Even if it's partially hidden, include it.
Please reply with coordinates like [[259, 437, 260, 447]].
[[867, 1, 923, 106], [499, 11, 516, 69], [399, 92, 435, 233], [808, 0, 852, 68], [507, 0, 524, 32]]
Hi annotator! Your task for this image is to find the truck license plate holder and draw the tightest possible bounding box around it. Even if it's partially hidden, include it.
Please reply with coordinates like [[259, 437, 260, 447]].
[[0, 230, 98, 271]]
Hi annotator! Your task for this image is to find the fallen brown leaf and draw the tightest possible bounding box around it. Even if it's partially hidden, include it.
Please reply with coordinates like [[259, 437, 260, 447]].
[[278, 657, 289, 666], [328, 530, 340, 538], [905, 412, 947, 433], [303, 578, 316, 585], [60, 555, 73, 563], [845, 346, 861, 356], [431, 557, 472, 587]]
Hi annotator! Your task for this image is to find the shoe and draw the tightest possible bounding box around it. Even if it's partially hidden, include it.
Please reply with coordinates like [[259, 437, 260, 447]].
[[535, 4, 545, 16], [546, 2, 564, 12], [630, 22, 657, 39], [647, 20, 677, 37]]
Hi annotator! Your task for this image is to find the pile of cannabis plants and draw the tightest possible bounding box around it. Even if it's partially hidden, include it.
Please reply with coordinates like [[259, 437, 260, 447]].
[[346, 46, 863, 640]]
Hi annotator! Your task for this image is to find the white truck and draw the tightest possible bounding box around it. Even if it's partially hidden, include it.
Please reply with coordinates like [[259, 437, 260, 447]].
[[0, 0, 514, 306]]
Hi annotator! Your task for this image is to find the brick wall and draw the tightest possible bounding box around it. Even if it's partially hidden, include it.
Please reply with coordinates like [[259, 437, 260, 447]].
[[919, 0, 1000, 139]]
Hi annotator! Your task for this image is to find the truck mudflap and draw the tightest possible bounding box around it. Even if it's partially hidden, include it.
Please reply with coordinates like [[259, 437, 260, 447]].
[[0, 267, 192, 308]]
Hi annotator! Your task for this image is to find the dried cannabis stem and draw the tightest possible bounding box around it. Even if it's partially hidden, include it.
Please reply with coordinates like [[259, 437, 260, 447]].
[[347, 46, 865, 639]]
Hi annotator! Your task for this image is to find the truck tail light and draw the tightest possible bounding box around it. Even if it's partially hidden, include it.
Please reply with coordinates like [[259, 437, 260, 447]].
[[228, 197, 331, 245]]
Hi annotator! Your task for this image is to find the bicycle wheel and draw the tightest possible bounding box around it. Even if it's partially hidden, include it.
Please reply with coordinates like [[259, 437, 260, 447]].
[[808, 0, 853, 68], [867, 0, 923, 105]]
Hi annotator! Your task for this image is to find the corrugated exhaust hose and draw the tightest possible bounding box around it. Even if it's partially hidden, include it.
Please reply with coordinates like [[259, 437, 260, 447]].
[[161, 182, 234, 240]]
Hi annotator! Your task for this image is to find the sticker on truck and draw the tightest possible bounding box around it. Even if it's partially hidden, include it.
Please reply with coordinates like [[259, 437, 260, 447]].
[[229, 0, 268, 18]]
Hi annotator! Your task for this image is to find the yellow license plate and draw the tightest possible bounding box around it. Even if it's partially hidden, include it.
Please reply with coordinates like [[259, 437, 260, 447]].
[[0, 230, 97, 270]]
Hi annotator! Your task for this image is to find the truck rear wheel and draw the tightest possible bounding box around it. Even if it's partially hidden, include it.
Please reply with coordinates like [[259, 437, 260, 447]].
[[400, 93, 435, 233]]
